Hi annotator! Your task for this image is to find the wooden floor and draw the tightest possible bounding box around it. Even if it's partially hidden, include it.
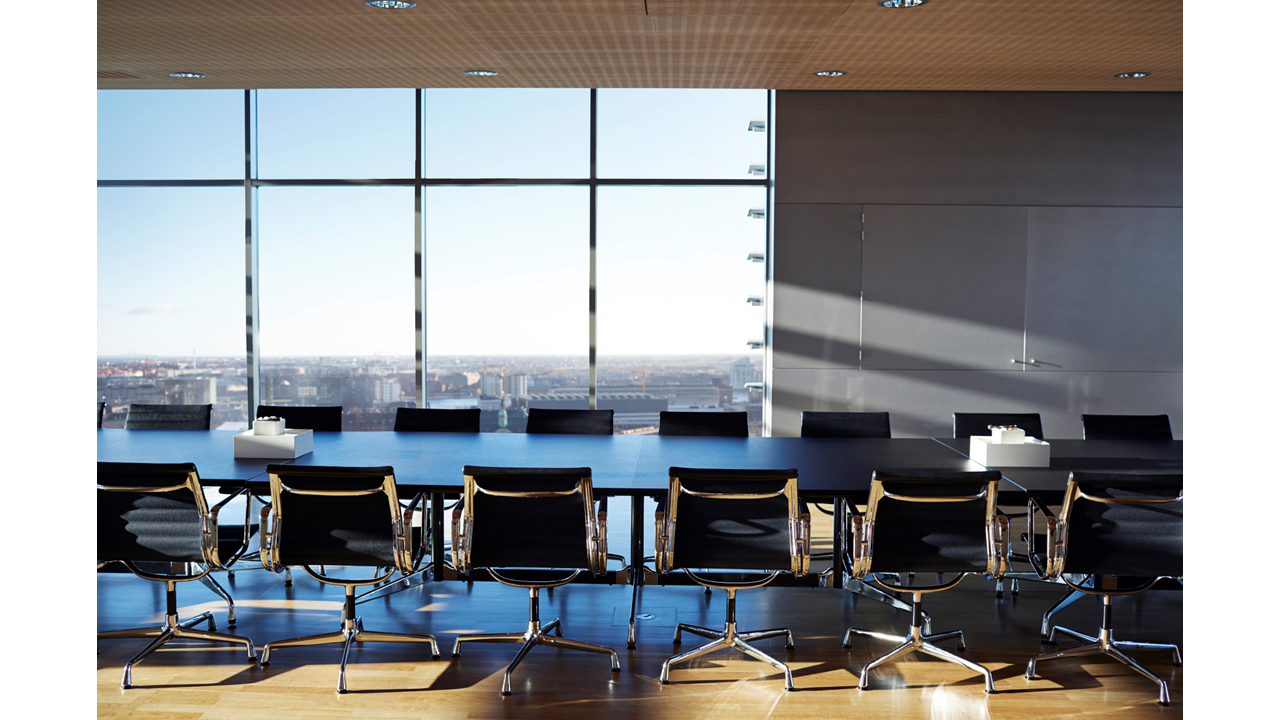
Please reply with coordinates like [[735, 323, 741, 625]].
[[98, 506, 1183, 719]]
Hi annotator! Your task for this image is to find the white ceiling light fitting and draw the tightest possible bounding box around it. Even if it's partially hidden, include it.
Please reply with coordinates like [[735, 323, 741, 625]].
[[169, 72, 205, 78], [365, 1, 417, 8], [813, 70, 846, 77], [1115, 72, 1152, 79], [464, 70, 499, 76], [878, 0, 928, 7]]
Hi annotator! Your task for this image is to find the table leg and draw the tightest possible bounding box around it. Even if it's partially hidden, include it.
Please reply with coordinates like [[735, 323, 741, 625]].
[[431, 492, 445, 582]]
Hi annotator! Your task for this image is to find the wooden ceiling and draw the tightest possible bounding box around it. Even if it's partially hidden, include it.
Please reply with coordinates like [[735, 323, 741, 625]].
[[98, 0, 1182, 91]]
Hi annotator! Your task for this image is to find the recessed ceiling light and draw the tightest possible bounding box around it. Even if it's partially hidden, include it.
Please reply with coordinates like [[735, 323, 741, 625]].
[[365, 1, 416, 8], [169, 72, 205, 78], [878, 0, 927, 7], [813, 70, 846, 77], [1115, 71, 1152, 79], [464, 70, 499, 77]]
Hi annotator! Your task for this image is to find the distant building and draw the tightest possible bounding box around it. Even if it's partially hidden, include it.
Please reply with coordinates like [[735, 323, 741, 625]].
[[506, 373, 528, 397], [380, 378, 401, 404], [730, 357, 762, 389]]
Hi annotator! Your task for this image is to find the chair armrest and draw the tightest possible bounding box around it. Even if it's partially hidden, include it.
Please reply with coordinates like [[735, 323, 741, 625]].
[[451, 500, 469, 575], [990, 511, 1010, 578], [591, 499, 608, 575], [795, 511, 811, 576], [206, 486, 250, 568], [655, 506, 670, 574], [399, 492, 426, 573], [848, 509, 869, 579], [258, 505, 285, 572]]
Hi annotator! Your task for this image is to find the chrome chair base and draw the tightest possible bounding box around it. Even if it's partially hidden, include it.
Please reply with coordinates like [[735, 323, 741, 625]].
[[1027, 625, 1180, 706], [452, 587, 620, 696], [261, 583, 440, 694], [661, 587, 796, 691], [662, 620, 796, 690], [99, 610, 257, 689], [846, 623, 994, 693]]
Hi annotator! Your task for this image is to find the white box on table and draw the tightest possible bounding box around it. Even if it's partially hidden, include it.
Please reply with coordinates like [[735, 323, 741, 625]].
[[969, 436, 1050, 467], [233, 428, 313, 459]]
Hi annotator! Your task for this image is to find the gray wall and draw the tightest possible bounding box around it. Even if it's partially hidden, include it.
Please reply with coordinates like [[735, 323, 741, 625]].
[[771, 91, 1182, 439]]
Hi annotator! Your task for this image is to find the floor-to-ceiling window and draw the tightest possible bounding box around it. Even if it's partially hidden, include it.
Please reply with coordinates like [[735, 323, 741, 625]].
[[97, 88, 770, 434]]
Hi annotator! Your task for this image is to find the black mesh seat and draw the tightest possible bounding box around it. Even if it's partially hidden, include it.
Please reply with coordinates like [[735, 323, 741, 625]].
[[525, 408, 614, 435], [393, 407, 481, 433], [451, 466, 620, 696], [658, 411, 748, 437], [801, 411, 891, 438], [256, 405, 343, 432], [124, 404, 212, 430], [258, 464, 440, 693], [843, 470, 1007, 693], [655, 467, 809, 690], [97, 462, 257, 688], [1025, 471, 1183, 706], [1081, 414, 1173, 441], [953, 412, 1044, 440]]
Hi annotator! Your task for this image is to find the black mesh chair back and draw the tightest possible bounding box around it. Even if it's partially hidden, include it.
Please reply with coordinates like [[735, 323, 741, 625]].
[[1058, 472, 1182, 578], [394, 407, 481, 433], [1080, 414, 1173, 441], [862, 471, 1004, 576], [455, 466, 602, 574], [257, 405, 343, 432], [98, 402, 106, 429], [658, 411, 749, 437], [661, 468, 804, 574], [953, 412, 1044, 440], [264, 465, 404, 569], [801, 411, 891, 438], [124, 404, 212, 430], [98, 462, 210, 566], [525, 408, 614, 435]]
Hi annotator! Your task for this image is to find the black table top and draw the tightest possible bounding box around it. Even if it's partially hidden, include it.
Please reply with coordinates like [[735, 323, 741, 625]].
[[97, 428, 277, 483], [935, 437, 1183, 501], [102, 430, 1173, 501]]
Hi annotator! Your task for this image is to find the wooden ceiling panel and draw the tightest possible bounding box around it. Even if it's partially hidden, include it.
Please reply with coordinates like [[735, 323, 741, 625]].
[[97, 0, 1181, 90]]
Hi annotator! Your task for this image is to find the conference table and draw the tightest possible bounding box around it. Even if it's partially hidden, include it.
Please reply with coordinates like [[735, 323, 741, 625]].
[[97, 430, 1182, 595]]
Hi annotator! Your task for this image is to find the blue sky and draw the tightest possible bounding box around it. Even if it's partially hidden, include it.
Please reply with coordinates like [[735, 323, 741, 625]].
[[97, 88, 768, 358]]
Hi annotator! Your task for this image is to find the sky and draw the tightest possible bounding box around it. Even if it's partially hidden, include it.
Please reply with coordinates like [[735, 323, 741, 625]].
[[96, 88, 769, 358]]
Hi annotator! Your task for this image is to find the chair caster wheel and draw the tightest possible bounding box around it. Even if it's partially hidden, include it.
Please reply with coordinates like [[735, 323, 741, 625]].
[[785, 645, 794, 650], [260, 661, 270, 667], [660, 680, 669, 685], [1160, 702, 1170, 707], [432, 655, 440, 660], [452, 653, 461, 658], [786, 687, 797, 692], [338, 689, 348, 695], [612, 667, 621, 673], [502, 691, 512, 697]]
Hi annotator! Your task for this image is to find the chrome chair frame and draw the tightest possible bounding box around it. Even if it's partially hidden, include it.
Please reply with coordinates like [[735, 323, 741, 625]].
[[97, 465, 258, 689], [451, 467, 620, 696], [258, 466, 440, 694], [1024, 475, 1183, 706], [655, 468, 810, 691], [843, 472, 1007, 693]]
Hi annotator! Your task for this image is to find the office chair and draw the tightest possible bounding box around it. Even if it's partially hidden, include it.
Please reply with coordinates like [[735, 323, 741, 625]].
[[119, 403, 248, 608], [1080, 414, 1173, 441], [394, 407, 481, 432], [1025, 471, 1183, 706], [953, 412, 1044, 440], [658, 411, 749, 437], [256, 404, 343, 432], [525, 407, 614, 435], [656, 467, 809, 690], [801, 411, 891, 439], [451, 466, 620, 696], [843, 470, 1007, 693], [258, 464, 440, 693], [97, 462, 257, 689], [124, 403, 212, 430], [953, 412, 1044, 597]]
